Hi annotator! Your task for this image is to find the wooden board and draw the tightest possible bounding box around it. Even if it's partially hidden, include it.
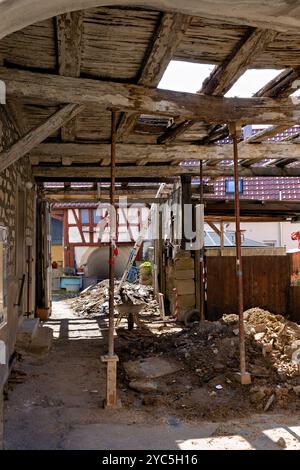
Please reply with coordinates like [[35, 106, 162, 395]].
[[206, 255, 290, 319]]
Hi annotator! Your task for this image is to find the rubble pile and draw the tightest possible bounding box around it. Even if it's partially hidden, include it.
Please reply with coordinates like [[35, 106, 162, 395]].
[[116, 308, 300, 416], [71, 280, 159, 318], [223, 308, 300, 380]]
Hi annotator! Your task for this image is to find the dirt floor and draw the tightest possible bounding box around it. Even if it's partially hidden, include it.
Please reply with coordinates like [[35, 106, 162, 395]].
[[3, 298, 300, 450]]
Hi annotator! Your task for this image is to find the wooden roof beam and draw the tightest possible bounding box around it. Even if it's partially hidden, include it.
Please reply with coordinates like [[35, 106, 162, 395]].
[[245, 67, 300, 142], [3, 67, 300, 125], [0, 104, 84, 172], [56, 11, 83, 142], [32, 163, 300, 180], [246, 123, 295, 143], [116, 13, 190, 142], [30, 142, 300, 166], [158, 28, 277, 144]]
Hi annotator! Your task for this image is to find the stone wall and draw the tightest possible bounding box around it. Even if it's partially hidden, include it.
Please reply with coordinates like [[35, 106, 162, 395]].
[[0, 105, 36, 385]]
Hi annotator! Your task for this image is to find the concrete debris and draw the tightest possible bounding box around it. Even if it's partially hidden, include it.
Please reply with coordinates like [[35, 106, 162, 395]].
[[264, 393, 275, 411], [116, 307, 300, 418], [124, 356, 182, 380], [71, 280, 159, 318], [129, 380, 159, 393], [276, 437, 287, 449]]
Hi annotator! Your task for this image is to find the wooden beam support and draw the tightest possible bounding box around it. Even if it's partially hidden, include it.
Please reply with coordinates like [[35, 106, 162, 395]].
[[246, 124, 295, 143], [2, 67, 300, 125], [32, 164, 300, 180], [116, 13, 190, 141], [158, 28, 277, 143], [56, 11, 83, 142], [0, 104, 84, 172], [207, 221, 221, 237], [30, 142, 300, 166], [202, 29, 277, 97], [245, 67, 300, 142], [255, 67, 300, 98]]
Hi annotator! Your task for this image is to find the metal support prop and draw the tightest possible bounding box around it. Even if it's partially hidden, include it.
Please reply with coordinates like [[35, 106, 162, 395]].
[[108, 110, 116, 357], [199, 161, 205, 321], [231, 123, 251, 385], [101, 110, 119, 408]]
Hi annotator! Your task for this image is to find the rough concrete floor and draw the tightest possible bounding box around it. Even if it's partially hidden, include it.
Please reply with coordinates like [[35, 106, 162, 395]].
[[4, 300, 300, 450]]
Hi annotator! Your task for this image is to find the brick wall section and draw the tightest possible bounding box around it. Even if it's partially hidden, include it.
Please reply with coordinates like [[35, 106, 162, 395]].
[[0, 105, 36, 383]]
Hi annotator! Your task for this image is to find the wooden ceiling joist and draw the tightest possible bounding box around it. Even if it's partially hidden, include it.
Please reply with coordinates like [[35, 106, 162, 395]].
[[2, 67, 300, 125], [0, 104, 84, 172], [56, 11, 83, 142], [246, 67, 300, 143], [158, 27, 277, 144], [116, 12, 190, 142], [246, 124, 295, 143], [29, 142, 300, 166], [32, 163, 300, 180]]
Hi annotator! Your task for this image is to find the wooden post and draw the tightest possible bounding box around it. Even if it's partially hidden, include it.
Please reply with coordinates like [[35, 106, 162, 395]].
[[158, 210, 165, 295], [230, 123, 251, 385], [101, 110, 120, 408], [220, 221, 225, 256], [180, 175, 192, 249]]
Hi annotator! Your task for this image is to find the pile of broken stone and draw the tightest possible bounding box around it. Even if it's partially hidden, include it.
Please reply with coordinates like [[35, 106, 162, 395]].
[[71, 279, 159, 318], [117, 308, 300, 413]]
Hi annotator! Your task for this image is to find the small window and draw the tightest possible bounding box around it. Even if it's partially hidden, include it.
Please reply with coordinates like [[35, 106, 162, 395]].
[[81, 209, 89, 224], [225, 179, 243, 194], [93, 209, 101, 224]]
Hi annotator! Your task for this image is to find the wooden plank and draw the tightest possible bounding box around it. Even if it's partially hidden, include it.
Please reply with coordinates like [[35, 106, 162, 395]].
[[255, 67, 300, 98], [30, 142, 300, 165], [246, 124, 295, 143], [0, 104, 84, 172], [202, 28, 278, 96], [56, 11, 83, 142], [158, 28, 277, 143], [245, 67, 300, 142], [116, 13, 190, 141], [31, 164, 300, 179], [206, 256, 290, 320], [2, 67, 300, 125]]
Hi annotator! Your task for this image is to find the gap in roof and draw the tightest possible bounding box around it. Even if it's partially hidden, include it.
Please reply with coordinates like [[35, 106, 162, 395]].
[[158, 60, 215, 93], [225, 69, 284, 97], [290, 87, 300, 97]]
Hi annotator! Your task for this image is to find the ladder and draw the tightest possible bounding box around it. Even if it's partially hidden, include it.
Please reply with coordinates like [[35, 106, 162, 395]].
[[116, 183, 166, 294]]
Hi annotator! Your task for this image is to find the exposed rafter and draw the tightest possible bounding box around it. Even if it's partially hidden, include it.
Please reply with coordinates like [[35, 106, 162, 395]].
[[56, 11, 83, 141], [245, 67, 300, 143], [2, 67, 300, 125], [29, 142, 300, 166], [32, 163, 300, 180], [255, 67, 300, 98], [246, 124, 295, 143], [158, 28, 277, 144], [0, 104, 84, 172], [116, 12, 190, 142]]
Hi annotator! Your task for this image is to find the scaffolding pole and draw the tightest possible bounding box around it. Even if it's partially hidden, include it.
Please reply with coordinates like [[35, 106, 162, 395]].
[[101, 110, 119, 407], [230, 123, 251, 385], [199, 161, 205, 321]]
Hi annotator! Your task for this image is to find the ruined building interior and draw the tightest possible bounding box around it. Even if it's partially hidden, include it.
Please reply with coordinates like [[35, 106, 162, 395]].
[[0, 0, 300, 451]]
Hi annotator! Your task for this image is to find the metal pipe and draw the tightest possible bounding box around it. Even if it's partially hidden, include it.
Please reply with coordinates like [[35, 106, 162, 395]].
[[108, 110, 117, 356], [232, 124, 246, 376], [199, 161, 205, 320]]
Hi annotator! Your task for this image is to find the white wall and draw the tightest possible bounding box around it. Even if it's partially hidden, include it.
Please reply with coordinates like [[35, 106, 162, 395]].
[[210, 221, 300, 251]]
